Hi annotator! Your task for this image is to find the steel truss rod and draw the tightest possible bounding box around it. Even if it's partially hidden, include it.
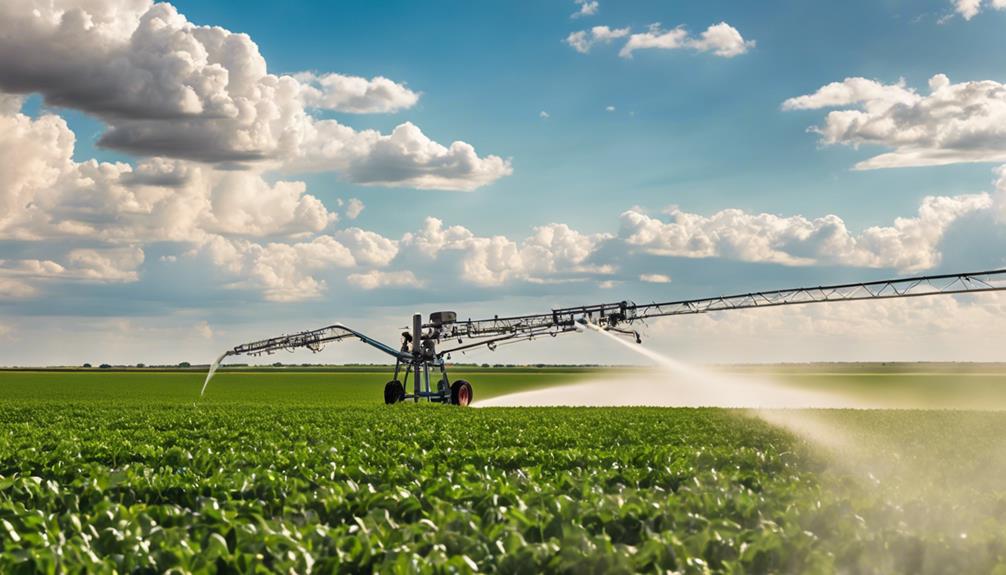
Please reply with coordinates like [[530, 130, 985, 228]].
[[230, 323, 411, 361], [438, 325, 580, 356], [446, 268, 1006, 336]]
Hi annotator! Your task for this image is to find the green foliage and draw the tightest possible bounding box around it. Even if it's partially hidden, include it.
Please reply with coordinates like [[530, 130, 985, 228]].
[[0, 403, 827, 573], [1, 369, 1006, 572]]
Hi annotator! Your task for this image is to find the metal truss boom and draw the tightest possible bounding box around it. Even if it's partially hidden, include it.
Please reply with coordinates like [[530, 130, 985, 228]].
[[206, 267, 1006, 403], [444, 268, 1006, 340], [213, 268, 1006, 369], [230, 323, 411, 360]]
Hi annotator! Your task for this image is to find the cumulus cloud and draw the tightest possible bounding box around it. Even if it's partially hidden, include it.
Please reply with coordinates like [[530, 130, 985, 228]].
[[521, 223, 614, 276], [400, 218, 612, 287], [193, 218, 612, 300], [347, 270, 420, 290], [0, 104, 336, 242], [783, 74, 1006, 169], [571, 0, 599, 18], [619, 22, 754, 58], [568, 22, 753, 58], [65, 247, 145, 281], [0, 91, 507, 302], [951, 0, 1006, 20], [195, 321, 213, 339], [640, 273, 672, 283], [344, 198, 365, 220], [0, 0, 509, 191], [203, 235, 355, 302], [4, 54, 1003, 305], [685, 22, 756, 57], [332, 228, 398, 267], [296, 72, 419, 114], [565, 26, 630, 54], [619, 194, 991, 272], [330, 122, 512, 191], [196, 224, 403, 301], [0, 277, 39, 298], [0, 247, 144, 294]]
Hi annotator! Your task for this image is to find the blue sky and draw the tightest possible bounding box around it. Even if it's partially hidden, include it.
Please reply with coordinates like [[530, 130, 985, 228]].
[[164, 0, 1000, 226], [3, 0, 1006, 365], [63, 0, 1006, 231]]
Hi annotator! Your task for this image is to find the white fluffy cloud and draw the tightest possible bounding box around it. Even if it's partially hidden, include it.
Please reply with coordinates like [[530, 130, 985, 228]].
[[344, 198, 365, 220], [0, 98, 349, 299], [198, 226, 398, 301], [783, 74, 1006, 169], [620, 194, 992, 272], [621, 22, 754, 58], [571, 0, 599, 18], [951, 0, 1006, 20], [332, 228, 399, 267], [203, 235, 355, 302], [568, 22, 753, 58], [195, 321, 214, 339], [685, 22, 756, 57], [65, 247, 145, 281], [0, 1, 509, 190], [329, 122, 512, 191], [565, 26, 630, 54], [0, 246, 144, 292], [640, 273, 672, 283], [0, 104, 336, 243], [196, 218, 611, 299], [296, 72, 419, 114], [400, 219, 611, 287], [521, 223, 614, 276], [0, 277, 38, 299], [4, 87, 1001, 302], [347, 270, 420, 290]]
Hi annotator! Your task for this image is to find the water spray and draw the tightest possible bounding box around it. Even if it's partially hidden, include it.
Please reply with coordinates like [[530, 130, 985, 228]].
[[200, 351, 233, 398]]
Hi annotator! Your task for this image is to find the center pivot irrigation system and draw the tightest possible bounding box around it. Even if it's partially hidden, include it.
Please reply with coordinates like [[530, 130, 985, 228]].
[[207, 268, 1006, 406]]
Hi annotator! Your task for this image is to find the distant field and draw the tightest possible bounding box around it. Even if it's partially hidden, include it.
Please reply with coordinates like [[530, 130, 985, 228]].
[[2, 366, 1006, 572], [8, 363, 1006, 407], [0, 367, 586, 406]]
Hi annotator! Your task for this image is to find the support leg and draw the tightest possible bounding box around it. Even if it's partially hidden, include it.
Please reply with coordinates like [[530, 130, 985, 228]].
[[439, 363, 450, 402], [412, 313, 422, 402]]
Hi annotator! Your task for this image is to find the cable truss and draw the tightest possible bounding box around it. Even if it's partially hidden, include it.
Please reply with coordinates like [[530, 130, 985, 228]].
[[231, 324, 410, 360], [443, 268, 1006, 338], [208, 267, 1006, 405]]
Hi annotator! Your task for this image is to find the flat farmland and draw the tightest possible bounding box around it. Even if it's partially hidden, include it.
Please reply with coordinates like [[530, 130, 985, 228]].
[[2, 366, 1006, 573]]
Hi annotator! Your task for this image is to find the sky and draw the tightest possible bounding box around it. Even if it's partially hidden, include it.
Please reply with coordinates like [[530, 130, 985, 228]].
[[3, 0, 1006, 366]]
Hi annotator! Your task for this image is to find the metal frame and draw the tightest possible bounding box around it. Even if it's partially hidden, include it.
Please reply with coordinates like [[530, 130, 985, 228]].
[[210, 268, 1006, 403]]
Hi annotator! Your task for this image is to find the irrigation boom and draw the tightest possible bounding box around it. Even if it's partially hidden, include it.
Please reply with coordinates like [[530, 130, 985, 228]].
[[207, 268, 1006, 405]]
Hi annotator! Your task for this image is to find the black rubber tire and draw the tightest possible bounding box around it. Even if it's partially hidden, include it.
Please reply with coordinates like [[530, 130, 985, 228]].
[[450, 380, 473, 407], [384, 380, 405, 404]]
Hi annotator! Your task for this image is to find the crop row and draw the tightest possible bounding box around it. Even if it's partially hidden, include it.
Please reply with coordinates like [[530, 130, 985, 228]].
[[2, 405, 1006, 573]]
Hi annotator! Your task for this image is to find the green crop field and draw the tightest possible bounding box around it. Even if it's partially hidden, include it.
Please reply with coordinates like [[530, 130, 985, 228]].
[[3, 367, 1006, 573]]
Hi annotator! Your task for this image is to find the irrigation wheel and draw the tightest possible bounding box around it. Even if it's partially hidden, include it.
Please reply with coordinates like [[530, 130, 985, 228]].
[[450, 380, 473, 406], [384, 380, 405, 404]]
